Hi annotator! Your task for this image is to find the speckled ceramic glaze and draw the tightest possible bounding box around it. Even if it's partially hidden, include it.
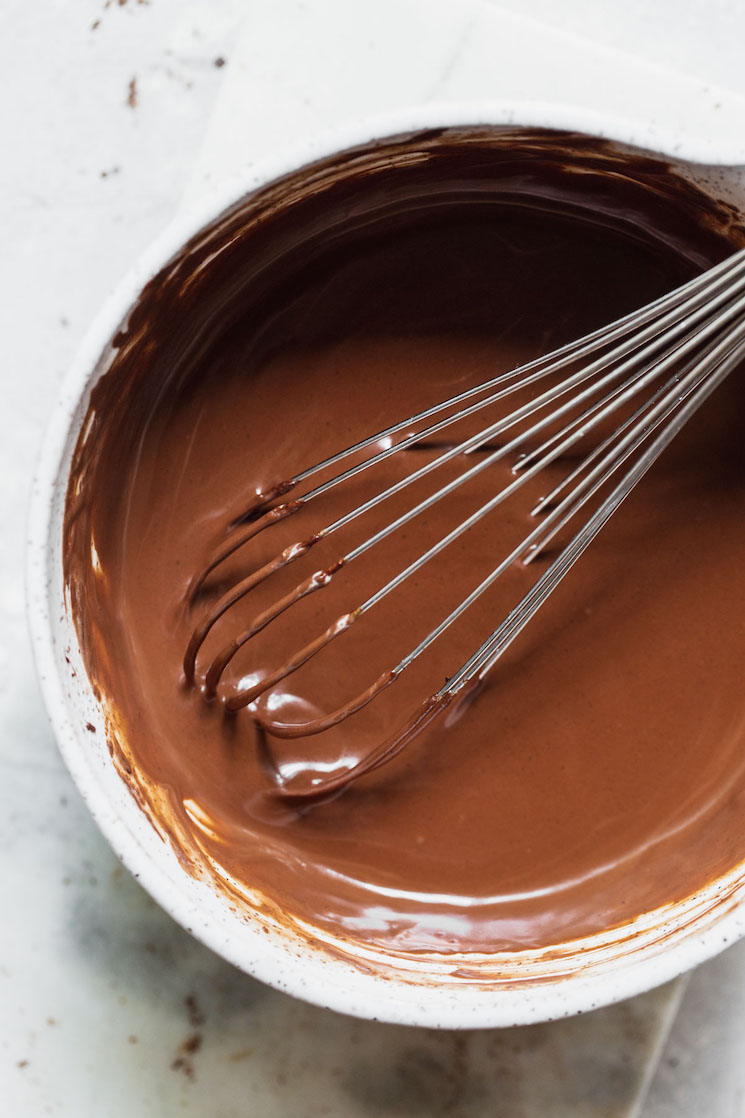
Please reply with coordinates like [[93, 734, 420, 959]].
[[27, 105, 745, 1028]]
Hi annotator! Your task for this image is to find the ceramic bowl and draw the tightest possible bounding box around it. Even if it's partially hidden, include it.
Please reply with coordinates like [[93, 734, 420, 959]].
[[27, 105, 745, 1028]]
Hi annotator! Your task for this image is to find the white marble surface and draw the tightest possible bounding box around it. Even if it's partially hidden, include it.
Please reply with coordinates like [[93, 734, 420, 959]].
[[3, 0, 745, 1113]]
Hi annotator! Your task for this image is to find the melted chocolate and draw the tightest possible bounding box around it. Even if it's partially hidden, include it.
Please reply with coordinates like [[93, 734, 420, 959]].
[[64, 128, 745, 957]]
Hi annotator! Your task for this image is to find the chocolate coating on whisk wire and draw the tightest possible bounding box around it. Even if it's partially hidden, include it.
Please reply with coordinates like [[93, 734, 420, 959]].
[[64, 128, 745, 957], [186, 496, 303, 605], [183, 246, 745, 787]]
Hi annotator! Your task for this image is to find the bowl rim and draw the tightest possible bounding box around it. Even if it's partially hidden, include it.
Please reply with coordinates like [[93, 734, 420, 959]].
[[26, 101, 745, 1028]]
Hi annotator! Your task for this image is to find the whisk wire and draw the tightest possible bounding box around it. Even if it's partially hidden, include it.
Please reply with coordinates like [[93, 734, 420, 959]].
[[452, 337, 745, 694], [186, 249, 745, 603], [285, 246, 745, 495], [183, 247, 745, 796], [195, 278, 745, 695]]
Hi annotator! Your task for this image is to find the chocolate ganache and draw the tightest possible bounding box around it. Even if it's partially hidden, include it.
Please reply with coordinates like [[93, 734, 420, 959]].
[[64, 129, 745, 958]]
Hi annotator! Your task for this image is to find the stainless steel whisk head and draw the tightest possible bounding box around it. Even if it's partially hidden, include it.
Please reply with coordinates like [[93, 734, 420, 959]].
[[183, 245, 745, 801]]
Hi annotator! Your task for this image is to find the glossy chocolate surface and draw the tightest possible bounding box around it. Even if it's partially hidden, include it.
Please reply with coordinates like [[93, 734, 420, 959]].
[[64, 129, 745, 956]]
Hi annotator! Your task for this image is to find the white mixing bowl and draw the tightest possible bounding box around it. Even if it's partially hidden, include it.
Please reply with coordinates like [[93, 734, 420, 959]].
[[27, 105, 745, 1028]]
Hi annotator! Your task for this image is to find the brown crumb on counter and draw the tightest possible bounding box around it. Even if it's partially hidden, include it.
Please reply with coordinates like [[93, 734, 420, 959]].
[[127, 77, 138, 109], [171, 1033, 202, 1079], [86, 722, 96, 733], [185, 994, 205, 1028], [214, 56, 226, 68]]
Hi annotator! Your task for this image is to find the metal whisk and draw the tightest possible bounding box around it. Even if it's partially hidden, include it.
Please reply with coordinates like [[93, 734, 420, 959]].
[[184, 245, 745, 801]]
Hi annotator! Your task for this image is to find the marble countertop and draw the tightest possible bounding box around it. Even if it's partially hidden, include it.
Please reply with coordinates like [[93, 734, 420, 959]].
[[3, 0, 745, 1113]]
